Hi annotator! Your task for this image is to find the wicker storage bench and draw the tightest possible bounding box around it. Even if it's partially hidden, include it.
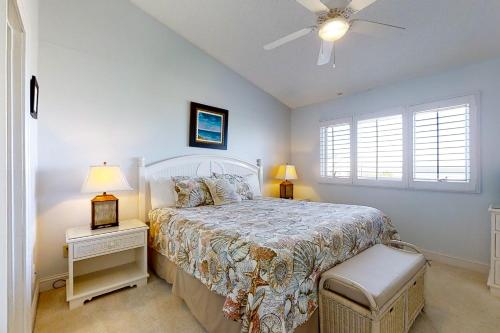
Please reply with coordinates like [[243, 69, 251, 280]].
[[319, 241, 426, 333]]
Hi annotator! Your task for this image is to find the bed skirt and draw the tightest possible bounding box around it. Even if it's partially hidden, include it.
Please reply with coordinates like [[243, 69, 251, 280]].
[[149, 248, 319, 333]]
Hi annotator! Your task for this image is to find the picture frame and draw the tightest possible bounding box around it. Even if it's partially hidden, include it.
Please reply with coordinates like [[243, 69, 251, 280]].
[[189, 102, 228, 150], [30, 75, 39, 119], [91, 195, 119, 229]]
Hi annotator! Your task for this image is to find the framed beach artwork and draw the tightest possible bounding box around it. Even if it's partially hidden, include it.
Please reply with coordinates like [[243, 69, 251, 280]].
[[189, 102, 228, 150]]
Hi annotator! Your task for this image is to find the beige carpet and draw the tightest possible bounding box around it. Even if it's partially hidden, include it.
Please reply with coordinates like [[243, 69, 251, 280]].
[[34, 262, 500, 333]]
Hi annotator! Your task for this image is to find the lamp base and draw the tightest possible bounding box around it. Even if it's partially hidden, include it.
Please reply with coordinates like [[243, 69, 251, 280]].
[[91, 193, 119, 230], [280, 181, 294, 199]]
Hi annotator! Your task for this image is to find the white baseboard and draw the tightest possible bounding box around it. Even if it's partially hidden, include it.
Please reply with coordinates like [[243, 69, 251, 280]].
[[39, 272, 68, 292], [421, 248, 489, 274], [31, 277, 39, 329]]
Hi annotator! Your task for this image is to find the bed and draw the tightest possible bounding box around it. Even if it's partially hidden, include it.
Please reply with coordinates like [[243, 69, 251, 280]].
[[138, 155, 399, 333]]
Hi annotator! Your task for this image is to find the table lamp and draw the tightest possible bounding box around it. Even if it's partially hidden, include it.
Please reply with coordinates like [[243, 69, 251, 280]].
[[276, 164, 298, 199], [81, 162, 132, 229]]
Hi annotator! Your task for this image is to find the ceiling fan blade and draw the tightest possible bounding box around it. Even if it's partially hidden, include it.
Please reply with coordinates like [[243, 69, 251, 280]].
[[345, 0, 378, 13], [322, 0, 351, 9], [263, 27, 313, 50], [296, 0, 329, 13], [317, 40, 333, 66]]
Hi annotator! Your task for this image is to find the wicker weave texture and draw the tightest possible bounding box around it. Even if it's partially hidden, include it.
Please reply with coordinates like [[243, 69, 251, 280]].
[[407, 274, 425, 325], [319, 268, 426, 333], [380, 294, 405, 333], [320, 295, 371, 333]]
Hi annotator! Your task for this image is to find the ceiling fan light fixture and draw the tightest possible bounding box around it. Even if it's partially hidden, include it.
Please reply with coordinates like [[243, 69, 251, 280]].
[[318, 17, 350, 42]]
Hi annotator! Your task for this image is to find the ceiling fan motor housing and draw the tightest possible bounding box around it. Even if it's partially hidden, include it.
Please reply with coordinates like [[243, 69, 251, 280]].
[[317, 8, 351, 25], [317, 9, 351, 42]]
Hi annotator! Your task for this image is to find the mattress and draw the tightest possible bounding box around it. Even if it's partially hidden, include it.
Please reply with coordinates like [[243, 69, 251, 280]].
[[148, 198, 399, 332]]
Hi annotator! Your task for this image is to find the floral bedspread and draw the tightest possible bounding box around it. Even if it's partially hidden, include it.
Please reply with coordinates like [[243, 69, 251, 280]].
[[148, 198, 399, 333]]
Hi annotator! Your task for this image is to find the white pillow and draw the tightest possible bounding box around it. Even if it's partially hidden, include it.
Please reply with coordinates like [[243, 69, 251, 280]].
[[150, 178, 177, 209], [245, 174, 262, 197]]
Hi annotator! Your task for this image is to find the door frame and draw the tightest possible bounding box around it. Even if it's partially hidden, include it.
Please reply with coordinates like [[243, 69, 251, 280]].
[[0, 0, 8, 327], [5, 0, 29, 332]]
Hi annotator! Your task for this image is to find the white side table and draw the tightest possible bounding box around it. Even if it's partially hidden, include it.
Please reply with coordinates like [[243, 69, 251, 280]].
[[488, 205, 500, 297], [66, 219, 149, 309]]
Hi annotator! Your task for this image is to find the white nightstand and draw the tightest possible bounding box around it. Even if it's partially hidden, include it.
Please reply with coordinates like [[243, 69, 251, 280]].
[[488, 205, 500, 297], [65, 219, 149, 309]]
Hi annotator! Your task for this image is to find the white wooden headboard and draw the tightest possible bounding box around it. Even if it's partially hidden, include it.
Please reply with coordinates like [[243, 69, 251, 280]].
[[137, 155, 263, 221]]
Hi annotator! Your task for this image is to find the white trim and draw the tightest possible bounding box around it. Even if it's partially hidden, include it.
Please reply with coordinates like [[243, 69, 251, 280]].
[[0, 0, 8, 330], [39, 273, 69, 293], [6, 1, 29, 332], [31, 278, 39, 328], [319, 117, 352, 128], [421, 248, 489, 274], [138, 155, 263, 222], [407, 94, 480, 193], [354, 107, 404, 122]]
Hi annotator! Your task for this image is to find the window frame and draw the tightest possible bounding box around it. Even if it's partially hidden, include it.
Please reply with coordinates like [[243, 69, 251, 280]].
[[353, 108, 408, 189], [407, 94, 480, 193], [318, 117, 353, 184]]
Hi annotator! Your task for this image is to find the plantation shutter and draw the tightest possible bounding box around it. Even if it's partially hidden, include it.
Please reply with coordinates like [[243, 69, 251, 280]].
[[320, 120, 351, 180], [357, 114, 403, 181], [413, 104, 470, 183]]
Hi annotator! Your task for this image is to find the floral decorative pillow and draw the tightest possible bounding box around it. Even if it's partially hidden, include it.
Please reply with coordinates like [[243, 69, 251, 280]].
[[213, 173, 254, 200], [172, 176, 214, 208], [203, 177, 241, 206]]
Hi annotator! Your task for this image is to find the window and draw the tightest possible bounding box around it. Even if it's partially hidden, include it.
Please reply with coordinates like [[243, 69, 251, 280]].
[[356, 113, 404, 184], [409, 95, 479, 192], [320, 119, 352, 182], [318, 94, 479, 192]]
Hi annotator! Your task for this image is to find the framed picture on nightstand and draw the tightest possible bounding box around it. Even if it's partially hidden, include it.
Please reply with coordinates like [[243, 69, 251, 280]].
[[91, 195, 118, 229]]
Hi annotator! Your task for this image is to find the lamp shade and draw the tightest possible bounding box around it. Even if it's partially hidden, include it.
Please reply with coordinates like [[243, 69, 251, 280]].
[[276, 165, 298, 180], [81, 164, 132, 194]]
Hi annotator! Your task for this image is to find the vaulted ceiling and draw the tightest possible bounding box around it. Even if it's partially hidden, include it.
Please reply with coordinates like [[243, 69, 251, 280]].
[[131, 0, 500, 108]]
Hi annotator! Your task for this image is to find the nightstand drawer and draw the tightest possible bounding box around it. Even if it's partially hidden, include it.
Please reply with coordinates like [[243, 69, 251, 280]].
[[73, 232, 144, 259]]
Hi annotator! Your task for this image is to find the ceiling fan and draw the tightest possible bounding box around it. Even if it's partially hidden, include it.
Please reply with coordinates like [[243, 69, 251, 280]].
[[263, 0, 405, 68]]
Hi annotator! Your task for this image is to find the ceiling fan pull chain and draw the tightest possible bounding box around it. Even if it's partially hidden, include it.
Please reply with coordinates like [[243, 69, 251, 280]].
[[332, 42, 336, 68]]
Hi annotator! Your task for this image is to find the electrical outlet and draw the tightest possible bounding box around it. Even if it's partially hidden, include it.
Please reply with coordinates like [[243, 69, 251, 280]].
[[63, 244, 68, 258]]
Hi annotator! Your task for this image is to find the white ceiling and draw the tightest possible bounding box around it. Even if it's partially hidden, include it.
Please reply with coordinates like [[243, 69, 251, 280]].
[[131, 0, 500, 108]]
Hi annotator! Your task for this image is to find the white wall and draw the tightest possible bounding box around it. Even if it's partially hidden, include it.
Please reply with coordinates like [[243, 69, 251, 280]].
[[37, 0, 290, 279], [291, 57, 500, 265]]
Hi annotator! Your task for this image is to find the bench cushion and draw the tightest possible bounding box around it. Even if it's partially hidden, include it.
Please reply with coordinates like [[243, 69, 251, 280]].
[[322, 244, 425, 308]]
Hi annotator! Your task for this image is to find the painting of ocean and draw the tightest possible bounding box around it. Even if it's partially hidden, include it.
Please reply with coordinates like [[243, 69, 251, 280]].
[[196, 110, 223, 143], [190, 102, 228, 150]]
